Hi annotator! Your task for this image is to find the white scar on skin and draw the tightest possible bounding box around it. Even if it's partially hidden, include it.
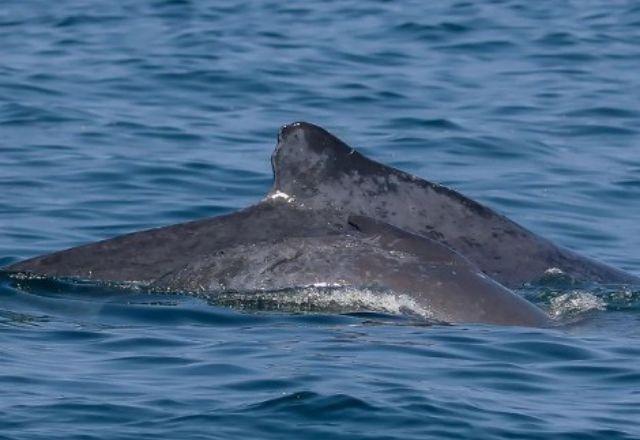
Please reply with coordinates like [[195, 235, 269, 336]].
[[267, 191, 295, 203]]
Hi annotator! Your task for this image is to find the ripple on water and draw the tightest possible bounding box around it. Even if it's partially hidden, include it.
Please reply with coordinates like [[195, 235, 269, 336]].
[[2, 0, 640, 439]]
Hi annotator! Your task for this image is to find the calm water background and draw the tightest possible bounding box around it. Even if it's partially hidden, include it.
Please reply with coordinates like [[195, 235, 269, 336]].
[[2, 1, 640, 439]]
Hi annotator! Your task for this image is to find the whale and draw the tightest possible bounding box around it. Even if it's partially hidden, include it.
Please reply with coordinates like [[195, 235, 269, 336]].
[[4, 122, 637, 326], [271, 123, 638, 288], [4, 201, 549, 326]]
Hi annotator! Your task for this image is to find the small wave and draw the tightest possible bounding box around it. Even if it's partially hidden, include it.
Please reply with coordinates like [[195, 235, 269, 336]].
[[0, 309, 50, 328], [533, 283, 640, 320], [599, 287, 640, 312], [4, 271, 149, 295], [249, 391, 379, 415], [388, 116, 462, 131]]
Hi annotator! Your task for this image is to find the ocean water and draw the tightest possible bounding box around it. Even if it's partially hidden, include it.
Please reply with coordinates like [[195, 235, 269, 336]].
[[2, 0, 640, 438]]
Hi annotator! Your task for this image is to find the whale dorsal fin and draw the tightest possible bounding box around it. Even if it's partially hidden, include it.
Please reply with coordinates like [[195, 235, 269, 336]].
[[270, 122, 378, 200]]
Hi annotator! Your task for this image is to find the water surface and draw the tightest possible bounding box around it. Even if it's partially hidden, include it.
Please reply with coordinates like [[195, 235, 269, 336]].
[[2, 1, 640, 438]]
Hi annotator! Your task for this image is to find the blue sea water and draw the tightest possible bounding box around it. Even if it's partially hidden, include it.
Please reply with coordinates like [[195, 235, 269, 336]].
[[2, 0, 640, 438]]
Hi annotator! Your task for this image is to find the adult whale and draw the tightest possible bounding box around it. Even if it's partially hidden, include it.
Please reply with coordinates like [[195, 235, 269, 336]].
[[272, 122, 638, 288], [4, 122, 637, 325]]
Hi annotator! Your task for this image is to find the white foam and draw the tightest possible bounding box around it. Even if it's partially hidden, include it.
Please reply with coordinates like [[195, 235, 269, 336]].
[[209, 286, 435, 319], [310, 282, 343, 288], [547, 290, 606, 319]]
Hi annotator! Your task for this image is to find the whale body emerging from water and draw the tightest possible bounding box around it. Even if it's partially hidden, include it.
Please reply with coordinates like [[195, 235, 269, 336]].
[[5, 122, 638, 326]]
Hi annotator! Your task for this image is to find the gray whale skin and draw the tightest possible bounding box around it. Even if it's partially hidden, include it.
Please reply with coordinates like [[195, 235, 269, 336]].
[[5, 122, 638, 326]]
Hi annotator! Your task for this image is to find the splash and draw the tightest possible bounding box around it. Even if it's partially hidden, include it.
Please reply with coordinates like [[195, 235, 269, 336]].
[[533, 283, 640, 322], [547, 290, 606, 320], [205, 286, 436, 319]]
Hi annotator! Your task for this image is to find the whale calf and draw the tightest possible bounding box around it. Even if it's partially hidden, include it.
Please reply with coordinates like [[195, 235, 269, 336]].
[[151, 212, 549, 326], [5, 122, 638, 326], [4, 201, 549, 326]]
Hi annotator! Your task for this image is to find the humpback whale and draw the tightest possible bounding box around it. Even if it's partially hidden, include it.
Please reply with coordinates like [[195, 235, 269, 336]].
[[4, 122, 638, 326]]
